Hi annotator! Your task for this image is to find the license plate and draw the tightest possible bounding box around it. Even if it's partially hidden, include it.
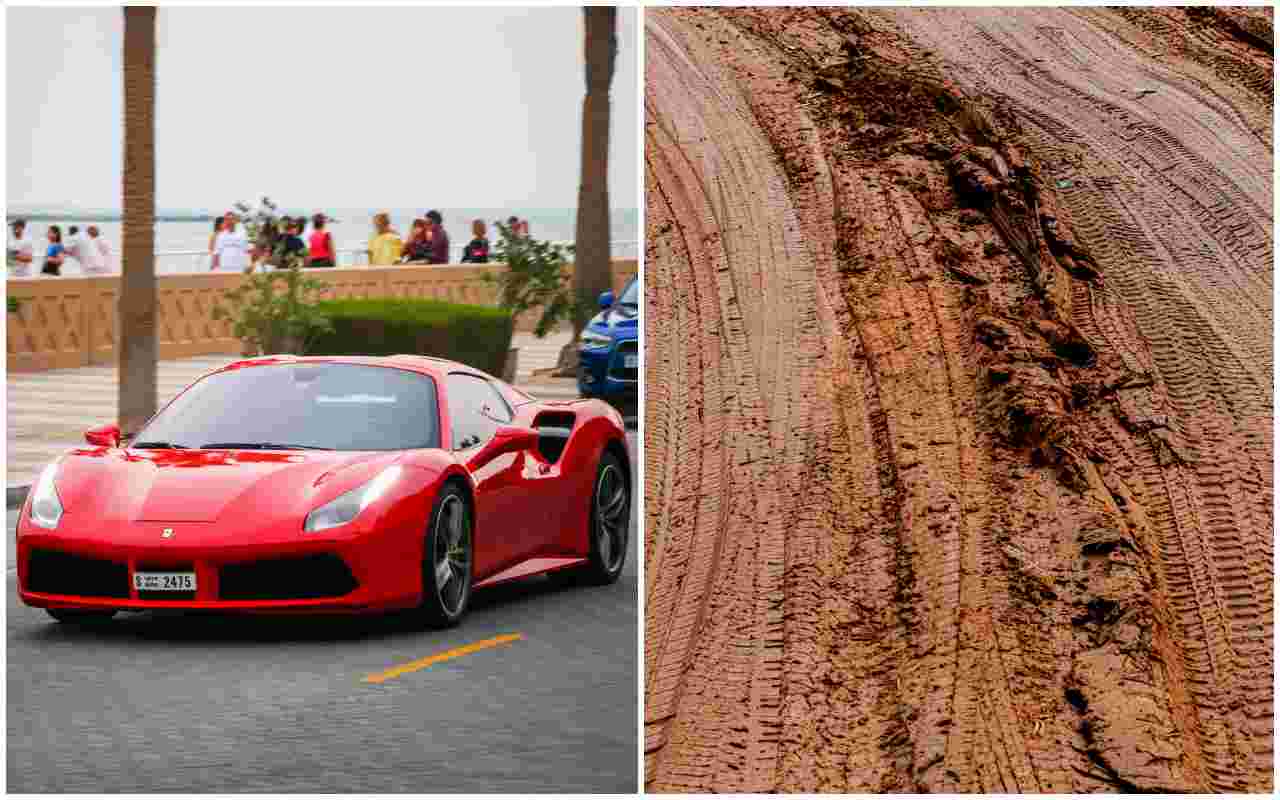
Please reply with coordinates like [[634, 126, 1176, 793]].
[[623, 354, 638, 368], [133, 572, 196, 592]]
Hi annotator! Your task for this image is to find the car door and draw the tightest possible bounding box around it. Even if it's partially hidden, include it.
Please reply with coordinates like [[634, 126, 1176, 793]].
[[445, 372, 530, 576]]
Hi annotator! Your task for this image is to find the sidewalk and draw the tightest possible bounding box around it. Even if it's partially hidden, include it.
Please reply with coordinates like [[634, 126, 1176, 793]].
[[5, 330, 576, 501]]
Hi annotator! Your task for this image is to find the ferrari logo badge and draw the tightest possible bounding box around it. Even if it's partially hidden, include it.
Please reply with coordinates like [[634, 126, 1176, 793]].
[[161, 528, 175, 539]]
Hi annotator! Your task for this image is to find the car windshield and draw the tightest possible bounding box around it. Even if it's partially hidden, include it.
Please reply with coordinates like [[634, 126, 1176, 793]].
[[619, 278, 638, 306], [134, 363, 439, 451]]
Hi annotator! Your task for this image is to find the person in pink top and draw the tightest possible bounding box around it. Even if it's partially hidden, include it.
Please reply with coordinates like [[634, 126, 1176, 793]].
[[308, 213, 336, 267]]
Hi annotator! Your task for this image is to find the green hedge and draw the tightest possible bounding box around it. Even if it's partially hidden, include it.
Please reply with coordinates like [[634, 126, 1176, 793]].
[[311, 298, 514, 376]]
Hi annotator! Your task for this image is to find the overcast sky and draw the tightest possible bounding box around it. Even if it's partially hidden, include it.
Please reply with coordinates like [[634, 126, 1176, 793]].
[[6, 5, 638, 212]]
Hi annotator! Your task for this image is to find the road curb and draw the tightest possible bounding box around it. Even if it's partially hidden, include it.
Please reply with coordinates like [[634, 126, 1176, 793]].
[[8, 485, 30, 510]]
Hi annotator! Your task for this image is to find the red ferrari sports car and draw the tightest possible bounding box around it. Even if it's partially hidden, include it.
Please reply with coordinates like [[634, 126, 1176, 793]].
[[16, 354, 631, 627]]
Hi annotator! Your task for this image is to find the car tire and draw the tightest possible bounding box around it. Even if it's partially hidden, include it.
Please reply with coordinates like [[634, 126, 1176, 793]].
[[419, 483, 473, 628], [46, 609, 116, 625], [576, 450, 630, 585]]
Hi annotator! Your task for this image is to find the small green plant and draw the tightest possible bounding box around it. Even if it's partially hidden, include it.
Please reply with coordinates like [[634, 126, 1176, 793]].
[[7, 296, 20, 313], [212, 262, 334, 356], [484, 222, 590, 337]]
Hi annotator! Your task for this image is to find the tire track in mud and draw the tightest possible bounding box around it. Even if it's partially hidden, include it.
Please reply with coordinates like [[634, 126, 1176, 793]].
[[893, 9, 1272, 790], [647, 8, 1035, 792], [1097, 6, 1273, 145], [644, 14, 824, 790], [644, 6, 1271, 793]]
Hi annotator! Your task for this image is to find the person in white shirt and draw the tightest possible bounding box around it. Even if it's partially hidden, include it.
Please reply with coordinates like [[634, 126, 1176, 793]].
[[81, 226, 111, 274], [7, 219, 34, 277], [66, 225, 105, 275], [63, 226, 85, 274], [211, 212, 250, 272]]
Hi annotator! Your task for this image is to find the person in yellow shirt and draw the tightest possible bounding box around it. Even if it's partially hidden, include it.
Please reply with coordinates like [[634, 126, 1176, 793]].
[[366, 212, 403, 265]]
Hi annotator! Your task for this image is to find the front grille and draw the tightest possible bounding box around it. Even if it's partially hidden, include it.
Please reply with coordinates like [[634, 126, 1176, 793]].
[[609, 340, 638, 381], [27, 548, 129, 599], [219, 554, 358, 601]]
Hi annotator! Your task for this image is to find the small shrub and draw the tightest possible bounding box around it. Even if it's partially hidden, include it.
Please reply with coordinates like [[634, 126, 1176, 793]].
[[212, 265, 334, 356], [311, 298, 514, 376], [484, 222, 591, 337]]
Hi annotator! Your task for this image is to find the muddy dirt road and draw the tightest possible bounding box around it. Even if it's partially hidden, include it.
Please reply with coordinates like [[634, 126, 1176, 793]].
[[643, 7, 1272, 793]]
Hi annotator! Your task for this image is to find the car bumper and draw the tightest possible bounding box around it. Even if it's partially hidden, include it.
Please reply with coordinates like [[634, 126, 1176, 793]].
[[19, 593, 404, 615], [16, 530, 420, 615], [578, 341, 638, 399]]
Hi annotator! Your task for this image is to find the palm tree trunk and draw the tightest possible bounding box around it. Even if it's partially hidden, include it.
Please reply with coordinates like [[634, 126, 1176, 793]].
[[119, 6, 158, 435], [558, 6, 617, 375]]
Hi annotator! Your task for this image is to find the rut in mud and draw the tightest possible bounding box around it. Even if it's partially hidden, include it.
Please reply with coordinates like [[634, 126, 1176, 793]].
[[643, 6, 1272, 793]]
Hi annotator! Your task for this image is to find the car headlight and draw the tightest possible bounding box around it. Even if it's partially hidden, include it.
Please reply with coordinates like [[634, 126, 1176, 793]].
[[579, 329, 612, 349], [29, 461, 64, 529], [304, 465, 403, 532]]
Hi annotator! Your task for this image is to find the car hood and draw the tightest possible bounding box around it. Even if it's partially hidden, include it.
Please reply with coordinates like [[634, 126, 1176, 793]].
[[52, 447, 405, 524]]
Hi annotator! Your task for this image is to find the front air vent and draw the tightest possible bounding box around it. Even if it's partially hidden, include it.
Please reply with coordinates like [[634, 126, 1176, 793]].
[[219, 554, 358, 600], [26, 548, 129, 599]]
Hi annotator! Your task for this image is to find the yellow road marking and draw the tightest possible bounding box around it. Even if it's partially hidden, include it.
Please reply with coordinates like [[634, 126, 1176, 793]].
[[362, 633, 525, 684]]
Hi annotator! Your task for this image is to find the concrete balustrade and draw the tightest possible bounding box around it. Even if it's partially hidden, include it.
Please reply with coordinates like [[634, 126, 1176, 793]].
[[5, 259, 637, 372]]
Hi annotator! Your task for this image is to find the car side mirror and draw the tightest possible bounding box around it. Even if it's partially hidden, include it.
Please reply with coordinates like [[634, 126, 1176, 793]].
[[598, 290, 614, 310], [466, 425, 539, 471], [85, 423, 121, 448]]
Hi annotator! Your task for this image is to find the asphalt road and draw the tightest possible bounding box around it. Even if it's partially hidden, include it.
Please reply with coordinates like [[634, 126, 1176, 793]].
[[6, 432, 638, 793]]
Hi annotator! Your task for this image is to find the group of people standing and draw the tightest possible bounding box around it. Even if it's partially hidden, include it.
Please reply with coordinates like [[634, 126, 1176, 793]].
[[7, 219, 113, 277], [367, 211, 493, 267], [210, 209, 497, 271], [368, 210, 451, 266], [9, 209, 527, 277], [208, 211, 337, 272]]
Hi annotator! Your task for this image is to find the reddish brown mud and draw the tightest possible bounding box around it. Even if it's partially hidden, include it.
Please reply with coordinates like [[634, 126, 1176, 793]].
[[643, 7, 1272, 793]]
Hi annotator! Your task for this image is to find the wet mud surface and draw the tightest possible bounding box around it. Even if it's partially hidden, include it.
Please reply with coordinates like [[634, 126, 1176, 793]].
[[643, 7, 1272, 793]]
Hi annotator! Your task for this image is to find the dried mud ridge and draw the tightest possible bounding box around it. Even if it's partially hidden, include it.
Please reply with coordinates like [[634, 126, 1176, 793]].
[[644, 6, 1272, 793]]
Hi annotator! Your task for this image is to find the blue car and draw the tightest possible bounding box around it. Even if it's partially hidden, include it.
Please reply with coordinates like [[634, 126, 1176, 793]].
[[578, 276, 638, 407]]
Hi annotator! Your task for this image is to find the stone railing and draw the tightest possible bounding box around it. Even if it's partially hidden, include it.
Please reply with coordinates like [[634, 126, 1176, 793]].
[[5, 259, 637, 372]]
